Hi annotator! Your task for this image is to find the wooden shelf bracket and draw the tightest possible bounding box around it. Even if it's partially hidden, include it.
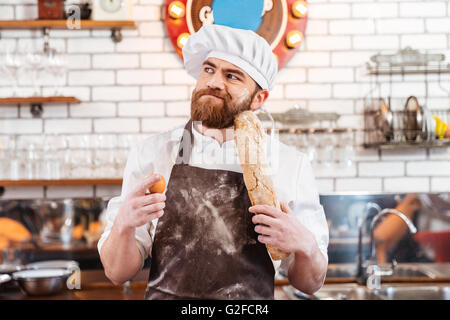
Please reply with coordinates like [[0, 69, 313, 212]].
[[30, 103, 44, 118], [111, 28, 123, 43]]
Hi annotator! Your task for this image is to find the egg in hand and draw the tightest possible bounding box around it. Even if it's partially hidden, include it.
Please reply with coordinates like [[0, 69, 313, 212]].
[[148, 173, 166, 194]]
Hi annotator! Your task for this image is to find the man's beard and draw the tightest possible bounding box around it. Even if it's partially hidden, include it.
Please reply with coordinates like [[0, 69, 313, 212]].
[[190, 87, 258, 129]]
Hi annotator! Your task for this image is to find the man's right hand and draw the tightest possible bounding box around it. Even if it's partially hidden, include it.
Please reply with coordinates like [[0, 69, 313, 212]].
[[115, 174, 166, 231]]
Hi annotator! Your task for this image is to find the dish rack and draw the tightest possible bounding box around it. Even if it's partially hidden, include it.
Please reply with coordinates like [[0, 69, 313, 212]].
[[363, 47, 450, 149], [363, 102, 450, 149]]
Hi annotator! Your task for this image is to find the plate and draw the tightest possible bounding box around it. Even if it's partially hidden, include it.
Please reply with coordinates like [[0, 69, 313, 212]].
[[12, 269, 71, 280], [26, 260, 79, 270]]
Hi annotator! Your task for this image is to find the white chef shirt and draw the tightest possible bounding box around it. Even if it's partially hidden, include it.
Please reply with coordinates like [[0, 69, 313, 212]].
[[98, 122, 329, 273]]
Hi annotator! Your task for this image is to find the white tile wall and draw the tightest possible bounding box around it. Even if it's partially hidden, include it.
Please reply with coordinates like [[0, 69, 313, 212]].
[[335, 178, 383, 193], [0, 0, 449, 199], [46, 186, 94, 199], [94, 118, 140, 133], [431, 177, 450, 192], [384, 177, 430, 193]]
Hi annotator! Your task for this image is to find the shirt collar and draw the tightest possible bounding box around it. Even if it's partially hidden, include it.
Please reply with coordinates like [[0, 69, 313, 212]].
[[191, 122, 236, 151]]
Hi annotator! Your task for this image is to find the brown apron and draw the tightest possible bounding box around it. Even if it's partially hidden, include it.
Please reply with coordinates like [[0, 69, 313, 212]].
[[145, 120, 275, 300]]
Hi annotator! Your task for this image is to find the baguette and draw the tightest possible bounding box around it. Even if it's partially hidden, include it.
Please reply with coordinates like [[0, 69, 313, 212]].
[[234, 110, 290, 260]]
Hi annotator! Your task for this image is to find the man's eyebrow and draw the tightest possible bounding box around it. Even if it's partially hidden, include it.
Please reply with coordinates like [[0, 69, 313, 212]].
[[223, 68, 245, 79], [203, 60, 217, 68], [202, 60, 246, 79]]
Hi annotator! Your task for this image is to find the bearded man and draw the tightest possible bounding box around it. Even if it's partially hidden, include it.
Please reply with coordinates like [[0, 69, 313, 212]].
[[98, 24, 329, 300]]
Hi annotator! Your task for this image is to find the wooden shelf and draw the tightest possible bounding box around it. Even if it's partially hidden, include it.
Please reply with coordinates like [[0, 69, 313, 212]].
[[0, 20, 137, 30], [0, 96, 81, 105], [0, 179, 123, 187]]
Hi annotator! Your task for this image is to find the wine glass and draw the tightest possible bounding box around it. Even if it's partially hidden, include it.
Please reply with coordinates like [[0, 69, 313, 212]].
[[92, 135, 117, 178], [0, 136, 14, 180], [295, 130, 308, 154], [26, 50, 45, 96], [306, 129, 319, 165], [337, 129, 355, 168], [318, 129, 336, 168], [67, 135, 92, 178], [42, 134, 62, 180], [46, 49, 67, 96], [3, 47, 23, 97]]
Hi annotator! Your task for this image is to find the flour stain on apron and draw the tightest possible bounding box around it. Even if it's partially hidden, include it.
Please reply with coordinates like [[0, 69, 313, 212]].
[[199, 198, 237, 255]]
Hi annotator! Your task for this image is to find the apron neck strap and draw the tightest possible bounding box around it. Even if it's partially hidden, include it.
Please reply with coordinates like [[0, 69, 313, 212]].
[[176, 119, 194, 164]]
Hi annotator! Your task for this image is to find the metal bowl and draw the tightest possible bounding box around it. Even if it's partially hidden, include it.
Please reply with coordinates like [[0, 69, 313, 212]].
[[12, 269, 72, 296]]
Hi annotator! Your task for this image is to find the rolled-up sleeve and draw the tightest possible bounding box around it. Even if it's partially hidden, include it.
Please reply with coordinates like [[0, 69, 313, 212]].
[[97, 144, 154, 269], [278, 153, 329, 275]]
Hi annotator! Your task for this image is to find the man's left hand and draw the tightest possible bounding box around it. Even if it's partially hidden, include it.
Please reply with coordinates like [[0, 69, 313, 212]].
[[250, 202, 316, 257]]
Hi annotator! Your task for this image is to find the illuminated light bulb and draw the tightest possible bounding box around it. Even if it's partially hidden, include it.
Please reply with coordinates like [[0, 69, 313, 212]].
[[286, 30, 303, 48], [177, 32, 190, 49], [292, 1, 308, 18], [168, 1, 186, 19]]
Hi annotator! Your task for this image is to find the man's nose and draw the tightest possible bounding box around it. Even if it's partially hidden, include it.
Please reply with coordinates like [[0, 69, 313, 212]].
[[207, 72, 225, 90]]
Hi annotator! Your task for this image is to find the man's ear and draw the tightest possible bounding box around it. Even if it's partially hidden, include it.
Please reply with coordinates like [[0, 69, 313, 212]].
[[249, 89, 269, 111]]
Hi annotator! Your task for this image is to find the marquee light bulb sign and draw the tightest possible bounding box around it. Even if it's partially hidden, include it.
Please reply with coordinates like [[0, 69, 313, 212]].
[[165, 0, 308, 70]]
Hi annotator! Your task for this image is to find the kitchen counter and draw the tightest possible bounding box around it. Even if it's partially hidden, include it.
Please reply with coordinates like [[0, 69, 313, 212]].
[[2, 264, 449, 300], [0, 283, 292, 300], [0, 269, 291, 300]]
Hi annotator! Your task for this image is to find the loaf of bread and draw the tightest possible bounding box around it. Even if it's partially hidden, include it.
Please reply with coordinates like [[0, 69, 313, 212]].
[[234, 110, 290, 261]]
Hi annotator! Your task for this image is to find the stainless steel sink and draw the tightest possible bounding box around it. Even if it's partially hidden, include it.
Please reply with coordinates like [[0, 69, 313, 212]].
[[284, 263, 450, 300], [379, 286, 450, 300], [284, 284, 383, 300], [285, 284, 450, 300], [388, 266, 435, 278], [312, 286, 383, 300], [325, 263, 438, 279]]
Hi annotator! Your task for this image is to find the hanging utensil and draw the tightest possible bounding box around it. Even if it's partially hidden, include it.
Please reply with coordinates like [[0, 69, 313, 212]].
[[404, 96, 421, 142]]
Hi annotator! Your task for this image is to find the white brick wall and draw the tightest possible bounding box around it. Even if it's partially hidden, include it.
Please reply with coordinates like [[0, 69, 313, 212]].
[[335, 178, 383, 193], [359, 161, 405, 177], [0, 0, 449, 199]]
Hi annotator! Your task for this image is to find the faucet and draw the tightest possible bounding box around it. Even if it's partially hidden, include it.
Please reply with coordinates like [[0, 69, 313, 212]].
[[356, 202, 381, 283], [356, 207, 417, 287]]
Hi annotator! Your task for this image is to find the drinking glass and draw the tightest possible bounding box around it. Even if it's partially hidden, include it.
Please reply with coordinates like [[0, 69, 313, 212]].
[[3, 47, 24, 96], [10, 136, 25, 180], [336, 129, 355, 168], [26, 50, 45, 96], [318, 129, 336, 168], [68, 135, 92, 178], [115, 134, 134, 177], [0, 136, 13, 180], [42, 135, 62, 180], [295, 131, 308, 154], [92, 135, 117, 178], [306, 129, 319, 164], [46, 49, 67, 96], [22, 137, 41, 180], [39, 199, 75, 244]]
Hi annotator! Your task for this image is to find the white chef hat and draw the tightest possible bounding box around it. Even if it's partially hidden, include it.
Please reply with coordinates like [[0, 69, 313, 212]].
[[182, 24, 278, 91]]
